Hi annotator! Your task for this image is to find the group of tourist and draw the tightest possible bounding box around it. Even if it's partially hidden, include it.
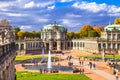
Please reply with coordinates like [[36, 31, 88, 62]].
[[79, 68, 84, 74], [39, 68, 48, 74], [89, 62, 96, 70], [79, 61, 84, 66], [67, 55, 73, 61], [113, 69, 119, 80]]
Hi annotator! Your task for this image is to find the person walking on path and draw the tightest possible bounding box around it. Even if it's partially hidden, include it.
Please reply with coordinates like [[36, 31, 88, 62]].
[[93, 63, 96, 70], [82, 68, 84, 74], [81, 61, 84, 66], [115, 72, 119, 80], [89, 62, 92, 69], [79, 68, 82, 74], [40, 69, 42, 74]]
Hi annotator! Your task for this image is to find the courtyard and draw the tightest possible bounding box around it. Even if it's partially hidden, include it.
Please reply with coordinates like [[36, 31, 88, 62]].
[[15, 50, 120, 80]]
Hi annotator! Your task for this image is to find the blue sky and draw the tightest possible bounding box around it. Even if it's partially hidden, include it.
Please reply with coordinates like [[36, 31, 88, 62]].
[[0, 0, 120, 32]]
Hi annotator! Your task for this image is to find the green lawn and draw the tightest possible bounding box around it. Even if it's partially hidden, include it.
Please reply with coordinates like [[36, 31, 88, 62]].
[[15, 55, 42, 61], [16, 71, 91, 80], [79, 55, 120, 59], [15, 55, 57, 61]]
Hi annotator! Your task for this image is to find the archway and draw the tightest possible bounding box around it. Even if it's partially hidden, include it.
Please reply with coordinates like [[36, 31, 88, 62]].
[[53, 42, 57, 50]]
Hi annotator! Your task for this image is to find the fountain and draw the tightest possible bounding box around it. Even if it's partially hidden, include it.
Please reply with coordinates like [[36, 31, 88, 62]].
[[23, 50, 74, 72], [47, 50, 52, 71]]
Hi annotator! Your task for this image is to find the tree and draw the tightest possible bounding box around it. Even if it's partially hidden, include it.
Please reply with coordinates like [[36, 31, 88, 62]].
[[17, 31, 25, 39], [80, 25, 93, 37], [93, 26, 102, 37], [67, 32, 75, 39], [74, 32, 80, 38], [88, 30, 98, 37], [14, 27, 21, 40], [114, 18, 120, 24]]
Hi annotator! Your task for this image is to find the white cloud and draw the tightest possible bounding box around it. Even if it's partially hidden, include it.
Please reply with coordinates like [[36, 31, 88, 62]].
[[60, 0, 73, 3], [24, 1, 54, 8], [4, 13, 28, 17], [72, 1, 120, 16], [20, 25, 32, 30], [65, 13, 82, 18], [48, 5, 55, 10], [72, 2, 107, 13], [24, 1, 35, 8], [108, 5, 120, 16], [37, 18, 49, 23], [61, 19, 81, 27], [0, 2, 14, 9]]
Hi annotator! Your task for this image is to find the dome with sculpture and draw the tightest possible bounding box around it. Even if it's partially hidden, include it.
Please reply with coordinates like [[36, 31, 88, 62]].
[[42, 22, 66, 31]]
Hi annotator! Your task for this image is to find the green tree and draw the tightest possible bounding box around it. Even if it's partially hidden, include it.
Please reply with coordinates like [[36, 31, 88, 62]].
[[88, 30, 98, 37], [80, 25, 93, 37], [67, 32, 75, 39]]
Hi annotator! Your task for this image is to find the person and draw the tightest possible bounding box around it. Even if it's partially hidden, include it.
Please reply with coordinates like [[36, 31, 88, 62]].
[[78, 57, 80, 61], [81, 61, 84, 66], [89, 62, 92, 69], [113, 69, 116, 75], [79, 68, 82, 74], [40, 69, 42, 74], [79, 61, 81, 65], [115, 72, 119, 80], [93, 63, 96, 70], [82, 68, 84, 74]]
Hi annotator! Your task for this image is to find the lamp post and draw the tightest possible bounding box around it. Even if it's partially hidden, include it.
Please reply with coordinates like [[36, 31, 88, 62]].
[[102, 47, 105, 61]]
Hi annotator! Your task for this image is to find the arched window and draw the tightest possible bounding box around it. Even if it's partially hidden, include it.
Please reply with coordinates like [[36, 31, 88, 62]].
[[77, 42, 79, 47], [71, 42, 73, 47], [20, 44, 24, 50], [16, 44, 19, 50], [61, 33, 64, 39], [46, 32, 49, 39], [74, 42, 76, 47]]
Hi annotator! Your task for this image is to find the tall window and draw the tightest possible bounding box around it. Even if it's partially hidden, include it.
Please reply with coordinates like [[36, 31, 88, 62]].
[[74, 42, 76, 47], [108, 34, 111, 40], [113, 34, 116, 40], [77, 42, 79, 47], [113, 44, 116, 49], [108, 44, 111, 49], [46, 32, 49, 40], [118, 34, 120, 39], [61, 33, 64, 39], [98, 44, 101, 49], [53, 32, 57, 40], [118, 44, 120, 49]]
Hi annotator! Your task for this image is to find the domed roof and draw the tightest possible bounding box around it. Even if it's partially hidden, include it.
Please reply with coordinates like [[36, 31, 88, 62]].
[[42, 22, 66, 31], [104, 24, 120, 31]]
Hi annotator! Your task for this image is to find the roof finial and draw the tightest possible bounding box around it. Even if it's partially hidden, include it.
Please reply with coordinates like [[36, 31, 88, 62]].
[[54, 21, 57, 26]]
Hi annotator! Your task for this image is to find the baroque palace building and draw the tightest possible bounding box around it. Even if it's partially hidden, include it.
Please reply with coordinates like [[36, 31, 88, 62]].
[[0, 24, 16, 80], [16, 22, 120, 55]]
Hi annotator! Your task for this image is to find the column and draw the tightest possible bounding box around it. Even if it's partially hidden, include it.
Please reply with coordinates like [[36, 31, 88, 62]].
[[111, 43, 113, 49], [57, 41, 61, 50], [49, 41, 53, 50], [49, 32, 52, 39], [57, 32, 61, 39]]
